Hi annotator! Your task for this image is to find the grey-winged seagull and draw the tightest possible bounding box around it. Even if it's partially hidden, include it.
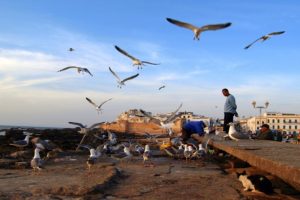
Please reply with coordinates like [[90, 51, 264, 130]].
[[115, 45, 160, 69], [244, 31, 285, 49], [10, 135, 31, 150], [109, 67, 139, 88], [69, 48, 75, 52], [31, 147, 44, 172], [227, 122, 251, 142], [139, 103, 183, 136], [80, 145, 101, 171], [58, 66, 93, 76], [68, 122, 104, 151], [85, 97, 112, 114], [166, 18, 231, 40]]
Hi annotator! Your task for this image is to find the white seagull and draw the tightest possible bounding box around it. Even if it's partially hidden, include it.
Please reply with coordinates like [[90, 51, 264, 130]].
[[57, 66, 93, 76], [139, 103, 183, 136], [31, 147, 44, 172], [143, 144, 153, 166], [244, 31, 285, 49], [227, 122, 251, 142], [115, 45, 160, 69], [68, 122, 104, 151], [85, 97, 112, 114], [10, 135, 31, 149], [80, 145, 101, 171], [109, 67, 139, 88], [166, 18, 231, 41]]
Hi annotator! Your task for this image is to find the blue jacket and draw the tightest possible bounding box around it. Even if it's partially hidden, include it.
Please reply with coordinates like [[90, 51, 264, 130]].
[[183, 121, 206, 136]]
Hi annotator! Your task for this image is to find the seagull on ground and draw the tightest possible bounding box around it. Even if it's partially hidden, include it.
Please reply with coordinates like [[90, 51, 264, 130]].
[[31, 147, 44, 172], [10, 135, 31, 149], [183, 144, 193, 163], [244, 31, 285, 49], [158, 85, 166, 90], [166, 18, 231, 41], [80, 145, 101, 171], [85, 97, 112, 114], [143, 144, 153, 166], [227, 122, 251, 142], [108, 67, 139, 88], [68, 122, 104, 151], [57, 66, 93, 76], [114, 45, 160, 69]]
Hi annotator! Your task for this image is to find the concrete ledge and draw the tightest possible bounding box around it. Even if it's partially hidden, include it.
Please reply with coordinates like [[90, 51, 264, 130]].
[[207, 139, 300, 191]]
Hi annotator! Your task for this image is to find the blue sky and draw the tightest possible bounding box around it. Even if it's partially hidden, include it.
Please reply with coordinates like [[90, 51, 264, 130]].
[[0, 1, 299, 127]]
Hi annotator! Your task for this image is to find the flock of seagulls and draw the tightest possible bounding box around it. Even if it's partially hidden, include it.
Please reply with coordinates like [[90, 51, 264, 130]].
[[6, 16, 287, 174]]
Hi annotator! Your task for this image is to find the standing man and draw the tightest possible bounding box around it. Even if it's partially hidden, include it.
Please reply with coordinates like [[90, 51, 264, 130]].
[[222, 88, 238, 133]]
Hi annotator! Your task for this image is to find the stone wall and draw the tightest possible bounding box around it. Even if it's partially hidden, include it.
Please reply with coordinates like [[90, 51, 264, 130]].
[[100, 119, 183, 136]]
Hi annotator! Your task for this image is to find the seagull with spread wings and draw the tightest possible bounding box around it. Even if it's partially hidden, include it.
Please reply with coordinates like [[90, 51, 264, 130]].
[[139, 103, 183, 136], [85, 97, 112, 114], [57, 66, 93, 76], [109, 67, 139, 88], [115, 45, 160, 69], [244, 31, 285, 49], [166, 18, 231, 41], [68, 122, 104, 151]]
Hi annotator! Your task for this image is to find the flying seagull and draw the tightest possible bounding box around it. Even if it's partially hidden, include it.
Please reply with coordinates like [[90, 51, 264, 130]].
[[244, 31, 285, 49], [85, 97, 112, 114], [166, 18, 231, 40], [158, 85, 166, 90], [69, 48, 75, 52], [57, 66, 93, 76], [108, 67, 139, 88], [139, 103, 183, 136], [114, 45, 160, 69], [68, 122, 104, 151]]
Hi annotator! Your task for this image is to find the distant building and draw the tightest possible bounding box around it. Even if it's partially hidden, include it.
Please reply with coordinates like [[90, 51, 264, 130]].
[[246, 112, 300, 134]]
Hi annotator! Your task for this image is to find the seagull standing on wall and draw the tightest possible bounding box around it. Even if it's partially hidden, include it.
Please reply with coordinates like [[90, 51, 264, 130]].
[[85, 97, 112, 114], [57, 66, 93, 76], [166, 18, 231, 41], [108, 67, 139, 88], [114, 45, 160, 69], [244, 31, 285, 49]]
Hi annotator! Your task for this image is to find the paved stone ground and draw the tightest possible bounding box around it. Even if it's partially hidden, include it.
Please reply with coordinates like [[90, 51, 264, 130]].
[[0, 152, 299, 200]]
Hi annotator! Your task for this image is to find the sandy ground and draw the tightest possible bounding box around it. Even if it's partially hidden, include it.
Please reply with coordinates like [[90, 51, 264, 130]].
[[0, 152, 299, 200]]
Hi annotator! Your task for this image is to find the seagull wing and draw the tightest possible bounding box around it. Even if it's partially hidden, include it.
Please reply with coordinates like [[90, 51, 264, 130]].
[[140, 109, 161, 125], [164, 103, 183, 123], [121, 73, 139, 83], [98, 98, 113, 109], [89, 122, 105, 129], [83, 68, 93, 76], [57, 66, 78, 72], [166, 18, 198, 31], [268, 31, 285, 36], [201, 22, 232, 31], [244, 37, 263, 49], [141, 61, 160, 65], [159, 85, 165, 90], [86, 97, 98, 107], [115, 45, 137, 61], [109, 67, 121, 82], [68, 122, 85, 128]]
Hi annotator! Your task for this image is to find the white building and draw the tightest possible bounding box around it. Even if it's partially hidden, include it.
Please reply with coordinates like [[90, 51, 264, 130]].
[[246, 112, 300, 134]]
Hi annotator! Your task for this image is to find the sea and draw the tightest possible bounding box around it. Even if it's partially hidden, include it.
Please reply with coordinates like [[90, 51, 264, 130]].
[[0, 125, 63, 136]]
